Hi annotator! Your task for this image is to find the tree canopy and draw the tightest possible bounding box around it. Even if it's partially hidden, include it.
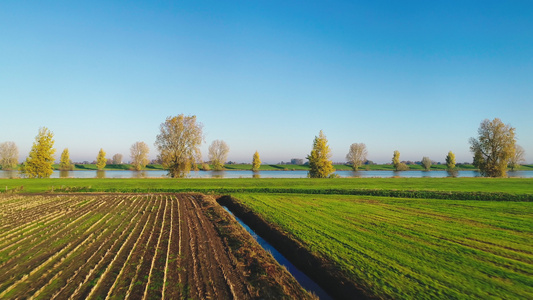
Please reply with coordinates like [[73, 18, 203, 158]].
[[307, 130, 335, 178], [155, 114, 204, 178], [346, 143, 367, 171], [96, 148, 107, 170], [22, 127, 56, 178], [445, 151, 456, 170], [112, 153, 123, 164], [252, 151, 261, 172], [469, 118, 516, 177], [59, 148, 73, 171], [130, 141, 150, 171], [0, 141, 19, 170], [421, 157, 431, 171], [509, 145, 525, 171], [208, 140, 229, 171], [392, 150, 409, 171]]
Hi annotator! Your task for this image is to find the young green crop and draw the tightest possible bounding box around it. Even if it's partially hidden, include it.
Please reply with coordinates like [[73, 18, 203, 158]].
[[231, 193, 533, 299]]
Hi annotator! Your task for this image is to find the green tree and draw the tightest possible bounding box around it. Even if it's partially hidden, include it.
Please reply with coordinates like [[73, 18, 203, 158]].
[[421, 156, 432, 171], [346, 143, 367, 171], [392, 150, 408, 171], [392, 150, 400, 168], [22, 127, 56, 178], [0, 141, 19, 170], [445, 151, 456, 170], [252, 151, 261, 172], [469, 118, 516, 177], [130, 141, 150, 171], [509, 145, 525, 171], [208, 140, 229, 171], [96, 148, 107, 170], [307, 130, 335, 178], [59, 148, 73, 171], [155, 114, 204, 178]]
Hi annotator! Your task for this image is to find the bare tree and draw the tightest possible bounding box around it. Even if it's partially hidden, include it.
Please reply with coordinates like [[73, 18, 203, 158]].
[[208, 140, 230, 171], [346, 143, 367, 171], [112, 153, 123, 164], [509, 145, 526, 171], [130, 141, 150, 171], [0, 141, 19, 170], [155, 115, 204, 178]]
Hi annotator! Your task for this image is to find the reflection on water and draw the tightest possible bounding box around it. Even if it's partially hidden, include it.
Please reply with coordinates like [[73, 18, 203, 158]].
[[96, 170, 106, 179], [211, 171, 225, 178], [252, 172, 261, 179], [132, 171, 147, 178], [0, 170, 20, 179], [350, 171, 362, 178], [447, 170, 459, 178], [59, 170, 71, 178]]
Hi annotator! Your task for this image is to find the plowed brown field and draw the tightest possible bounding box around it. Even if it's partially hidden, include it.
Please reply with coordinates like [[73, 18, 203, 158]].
[[0, 193, 312, 299]]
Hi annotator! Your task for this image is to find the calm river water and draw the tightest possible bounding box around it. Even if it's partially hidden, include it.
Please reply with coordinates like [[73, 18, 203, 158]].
[[1, 170, 533, 179]]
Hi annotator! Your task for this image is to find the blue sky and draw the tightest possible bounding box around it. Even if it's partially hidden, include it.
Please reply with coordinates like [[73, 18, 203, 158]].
[[1, 1, 532, 164]]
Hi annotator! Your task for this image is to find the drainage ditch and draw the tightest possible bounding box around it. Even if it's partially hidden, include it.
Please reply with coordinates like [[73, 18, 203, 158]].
[[218, 195, 369, 300], [222, 206, 333, 300]]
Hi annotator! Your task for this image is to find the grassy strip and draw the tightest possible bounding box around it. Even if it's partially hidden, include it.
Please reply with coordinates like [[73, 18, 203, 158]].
[[230, 193, 533, 299], [1, 178, 532, 199], [1, 178, 532, 201]]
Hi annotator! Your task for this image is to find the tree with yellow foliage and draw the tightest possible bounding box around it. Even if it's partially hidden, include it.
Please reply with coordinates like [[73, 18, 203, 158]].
[[445, 151, 456, 170], [155, 114, 204, 178], [96, 148, 107, 170], [392, 150, 409, 171], [59, 148, 73, 170], [22, 127, 56, 178], [469, 118, 516, 177], [252, 151, 261, 172], [307, 130, 335, 178]]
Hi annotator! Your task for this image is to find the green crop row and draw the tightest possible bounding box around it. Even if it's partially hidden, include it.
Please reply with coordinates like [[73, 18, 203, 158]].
[[231, 193, 533, 299]]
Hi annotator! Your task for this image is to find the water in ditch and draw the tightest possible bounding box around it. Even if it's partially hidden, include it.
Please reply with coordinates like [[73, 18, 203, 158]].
[[222, 207, 333, 300]]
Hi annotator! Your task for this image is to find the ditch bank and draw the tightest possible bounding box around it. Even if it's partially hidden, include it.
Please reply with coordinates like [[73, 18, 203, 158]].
[[217, 195, 373, 300]]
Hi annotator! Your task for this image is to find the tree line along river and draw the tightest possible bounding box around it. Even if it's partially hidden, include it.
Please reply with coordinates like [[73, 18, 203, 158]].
[[1, 170, 533, 179]]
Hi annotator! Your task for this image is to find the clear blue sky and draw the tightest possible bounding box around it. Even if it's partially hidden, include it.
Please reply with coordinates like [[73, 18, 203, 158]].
[[1, 1, 532, 164]]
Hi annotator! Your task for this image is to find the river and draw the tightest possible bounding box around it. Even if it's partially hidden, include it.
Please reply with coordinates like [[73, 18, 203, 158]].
[[1, 169, 533, 179]]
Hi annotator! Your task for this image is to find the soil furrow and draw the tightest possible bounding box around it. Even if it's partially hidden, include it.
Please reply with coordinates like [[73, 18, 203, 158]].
[[125, 195, 165, 299], [142, 194, 169, 300]]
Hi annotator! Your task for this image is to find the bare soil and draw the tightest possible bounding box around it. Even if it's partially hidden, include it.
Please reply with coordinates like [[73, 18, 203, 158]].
[[0, 193, 313, 299]]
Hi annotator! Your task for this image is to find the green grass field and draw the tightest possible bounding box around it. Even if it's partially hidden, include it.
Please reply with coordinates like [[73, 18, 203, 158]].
[[231, 193, 533, 299], [1, 177, 533, 196]]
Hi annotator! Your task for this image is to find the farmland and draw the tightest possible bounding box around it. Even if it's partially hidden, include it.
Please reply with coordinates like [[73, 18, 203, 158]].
[[0, 193, 312, 299], [227, 193, 533, 299], [2, 177, 533, 196]]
